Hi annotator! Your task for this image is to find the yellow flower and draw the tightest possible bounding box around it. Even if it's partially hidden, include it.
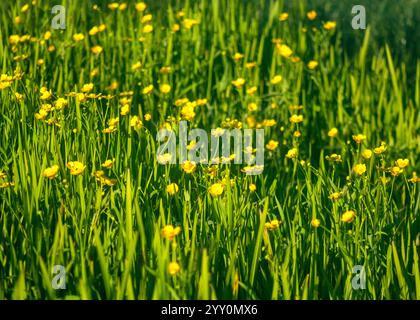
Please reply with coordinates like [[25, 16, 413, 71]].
[[270, 75, 282, 85], [141, 14, 153, 23], [311, 218, 321, 228], [395, 158, 409, 169], [247, 102, 258, 112], [307, 10, 317, 20], [43, 165, 59, 179], [353, 163, 367, 176], [144, 113, 152, 121], [108, 3, 119, 10], [168, 262, 180, 275], [89, 26, 99, 36], [249, 183, 257, 192], [181, 104, 196, 121], [160, 84, 171, 94], [208, 183, 224, 197], [130, 116, 143, 129], [361, 149, 373, 159], [81, 83, 94, 93], [21, 4, 30, 13], [352, 134, 366, 144], [182, 18, 199, 29], [408, 172, 420, 183], [131, 62, 142, 71], [44, 31, 52, 40], [101, 160, 113, 169], [246, 62, 257, 69], [143, 24, 153, 33], [286, 148, 298, 159], [307, 60, 318, 70], [157, 153, 173, 164], [328, 127, 338, 137], [172, 23, 180, 32], [40, 87, 52, 100], [73, 33, 85, 42], [289, 114, 303, 124], [91, 45, 103, 55], [66, 161, 86, 176], [120, 104, 130, 116], [162, 225, 181, 240], [143, 84, 154, 95], [231, 78, 245, 88], [279, 13, 289, 21], [390, 166, 403, 177], [265, 219, 281, 230], [181, 160, 196, 174], [135, 2, 147, 12], [54, 98, 68, 110], [323, 21, 337, 30], [166, 183, 179, 195], [246, 86, 257, 95], [329, 191, 344, 201], [119, 3, 127, 10], [277, 44, 293, 58], [266, 140, 279, 151], [341, 210, 356, 223], [325, 154, 342, 162], [233, 52, 244, 61], [373, 144, 387, 155]]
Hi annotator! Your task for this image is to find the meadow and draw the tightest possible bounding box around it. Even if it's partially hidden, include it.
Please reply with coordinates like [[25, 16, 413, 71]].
[[0, 0, 419, 300]]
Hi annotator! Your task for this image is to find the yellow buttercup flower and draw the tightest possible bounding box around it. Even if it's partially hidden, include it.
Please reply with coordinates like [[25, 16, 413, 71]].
[[373, 144, 387, 155], [270, 75, 282, 85], [352, 134, 366, 144], [390, 166, 403, 177], [277, 44, 293, 58], [307, 10, 317, 20], [408, 172, 420, 183], [181, 160, 196, 174], [91, 45, 103, 55], [247, 103, 258, 112], [232, 78, 245, 88], [311, 218, 321, 228], [108, 3, 119, 10], [144, 113, 152, 121], [182, 18, 199, 29], [81, 83, 93, 93], [265, 219, 281, 231], [131, 62, 142, 71], [395, 158, 409, 168], [286, 148, 298, 159], [361, 149, 373, 159], [266, 140, 279, 151], [101, 160, 113, 169], [328, 127, 338, 138], [325, 154, 342, 162], [341, 210, 356, 223], [353, 164, 367, 176], [162, 225, 181, 240], [130, 116, 143, 130], [166, 183, 179, 195], [43, 165, 59, 179], [120, 104, 130, 115], [160, 84, 171, 94], [168, 262, 180, 275], [73, 33, 85, 42], [329, 191, 344, 201], [143, 24, 153, 33], [289, 114, 303, 124], [66, 161, 86, 176], [323, 21, 337, 30], [279, 13, 289, 21], [307, 60, 318, 70], [208, 183, 224, 197], [143, 84, 154, 95], [135, 2, 147, 12], [249, 183, 257, 192], [233, 52, 244, 61]]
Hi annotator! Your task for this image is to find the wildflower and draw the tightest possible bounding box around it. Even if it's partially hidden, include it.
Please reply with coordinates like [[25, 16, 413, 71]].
[[408, 172, 420, 183], [277, 44, 293, 58], [286, 148, 298, 159], [328, 128, 338, 138], [40, 87, 52, 100], [54, 98, 68, 110], [289, 114, 303, 124], [265, 219, 281, 231], [390, 166, 403, 177], [266, 140, 279, 151], [43, 165, 59, 179], [208, 183, 224, 197], [307, 10, 317, 20], [279, 13, 289, 21], [168, 262, 180, 275], [311, 218, 321, 228], [157, 153, 173, 164], [160, 84, 171, 94], [325, 154, 342, 162], [101, 160, 113, 169], [373, 144, 387, 155], [21, 4, 30, 13], [120, 104, 130, 115], [119, 3, 127, 10], [395, 158, 409, 169], [143, 24, 153, 33], [261, 119, 276, 127], [66, 161, 85, 176], [130, 116, 143, 130], [246, 86, 257, 96], [172, 24, 180, 32], [91, 45, 103, 55], [181, 160, 196, 174], [166, 183, 179, 195], [352, 134, 366, 144], [341, 210, 356, 223], [108, 3, 119, 10], [162, 225, 181, 240], [247, 103, 258, 112], [181, 104, 196, 121], [135, 2, 147, 12], [143, 85, 154, 95], [361, 149, 373, 159], [249, 183, 257, 192], [73, 33, 85, 42], [329, 191, 344, 201], [246, 62, 257, 69], [131, 62, 142, 71], [144, 113, 152, 121], [323, 21, 337, 30], [270, 75, 282, 85], [231, 78, 245, 88], [353, 164, 367, 176], [15, 92, 24, 102], [307, 60, 318, 70], [81, 83, 94, 93], [233, 53, 244, 61], [182, 18, 199, 29]]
